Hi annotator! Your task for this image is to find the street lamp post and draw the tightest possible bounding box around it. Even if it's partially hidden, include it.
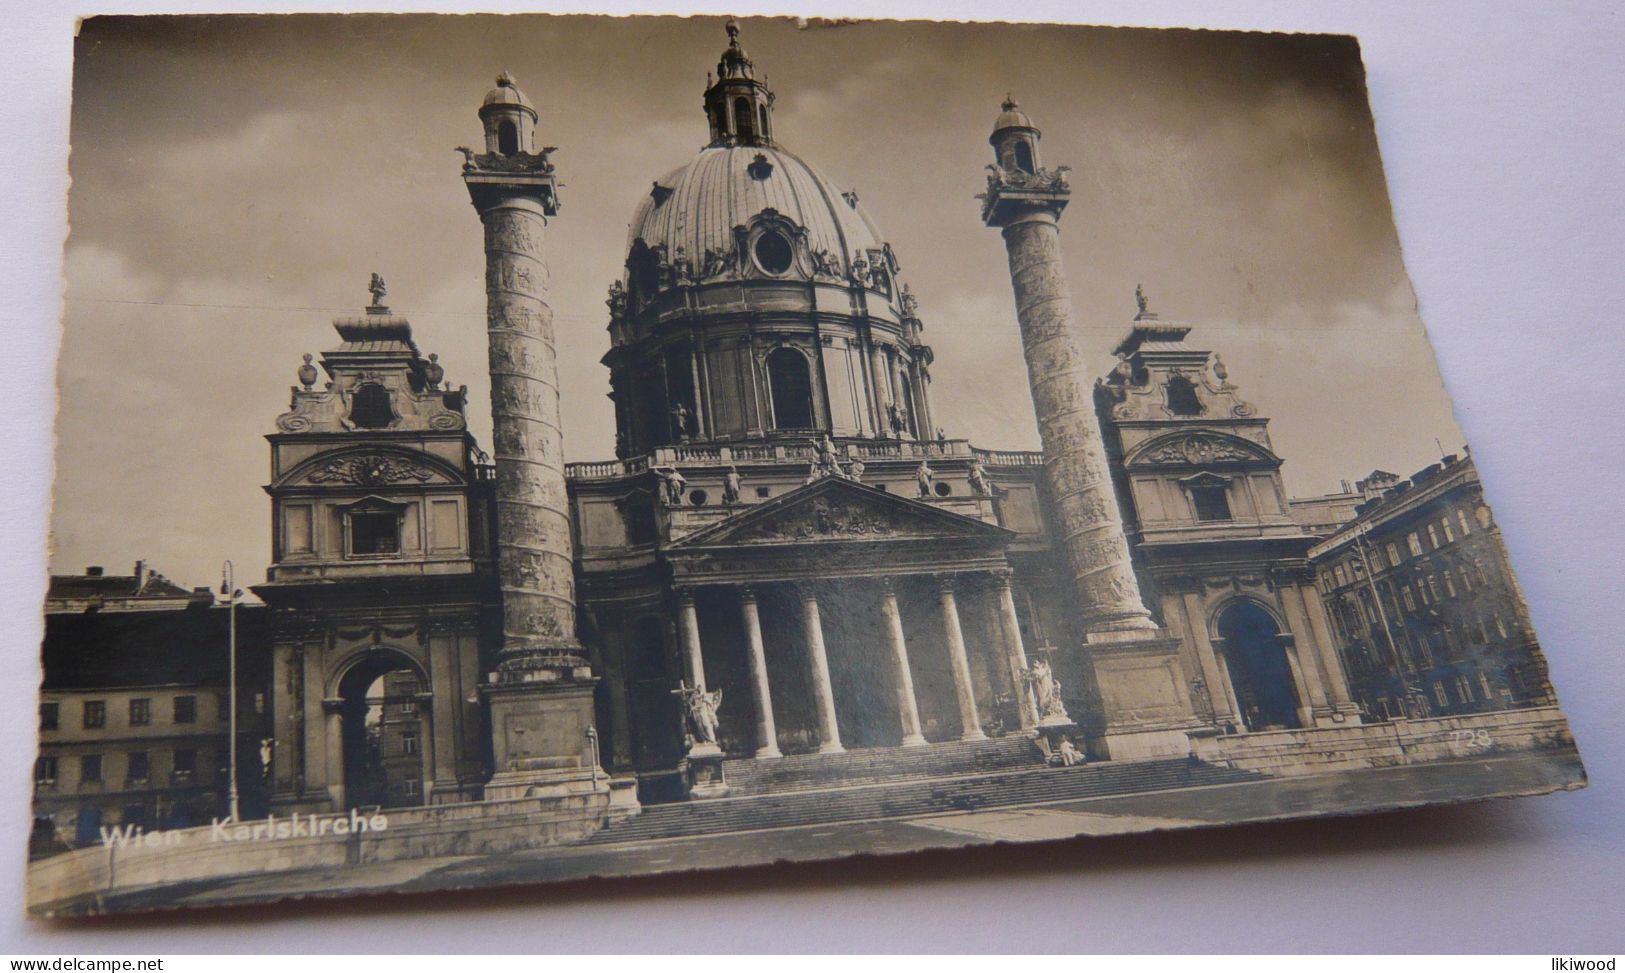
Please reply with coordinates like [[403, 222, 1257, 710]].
[[221, 560, 242, 822]]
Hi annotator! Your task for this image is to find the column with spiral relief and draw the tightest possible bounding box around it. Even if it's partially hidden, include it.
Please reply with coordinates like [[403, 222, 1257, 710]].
[[461, 74, 621, 803]]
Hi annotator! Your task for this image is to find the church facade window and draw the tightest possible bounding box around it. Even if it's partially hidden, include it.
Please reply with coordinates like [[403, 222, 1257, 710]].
[[349, 384, 395, 429], [1191, 484, 1232, 522], [766, 347, 815, 430], [1164, 375, 1204, 416]]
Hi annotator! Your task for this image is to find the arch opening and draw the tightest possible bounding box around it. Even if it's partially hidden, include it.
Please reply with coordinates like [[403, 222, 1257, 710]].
[[497, 119, 520, 155], [337, 654, 427, 810], [1215, 601, 1302, 732]]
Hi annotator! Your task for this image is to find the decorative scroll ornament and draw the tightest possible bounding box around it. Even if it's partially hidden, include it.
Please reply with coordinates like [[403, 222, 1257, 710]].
[[308, 454, 434, 486]]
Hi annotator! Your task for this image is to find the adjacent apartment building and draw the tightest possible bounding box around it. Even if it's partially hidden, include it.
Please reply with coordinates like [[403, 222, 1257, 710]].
[[1307, 453, 1553, 721]]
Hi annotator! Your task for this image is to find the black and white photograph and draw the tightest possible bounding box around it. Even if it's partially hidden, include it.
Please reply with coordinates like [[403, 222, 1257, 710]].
[[19, 10, 1595, 925]]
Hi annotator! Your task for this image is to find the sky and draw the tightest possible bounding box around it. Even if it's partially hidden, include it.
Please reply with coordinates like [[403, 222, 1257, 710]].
[[52, 14, 1464, 591]]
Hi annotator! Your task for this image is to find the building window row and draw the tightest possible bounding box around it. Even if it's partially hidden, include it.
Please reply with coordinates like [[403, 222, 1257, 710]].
[[41, 695, 205, 732], [35, 748, 200, 789]]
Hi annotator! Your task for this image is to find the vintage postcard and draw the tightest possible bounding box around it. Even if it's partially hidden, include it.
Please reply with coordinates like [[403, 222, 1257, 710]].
[[30, 13, 1584, 917]]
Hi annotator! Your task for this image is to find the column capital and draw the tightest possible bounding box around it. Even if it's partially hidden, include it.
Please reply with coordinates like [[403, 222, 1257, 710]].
[[876, 576, 899, 597], [794, 582, 820, 603], [935, 573, 962, 596], [736, 583, 758, 605], [674, 585, 697, 607], [988, 566, 1015, 589]]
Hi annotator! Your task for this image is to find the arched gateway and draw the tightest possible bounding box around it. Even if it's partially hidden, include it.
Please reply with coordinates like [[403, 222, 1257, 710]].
[[1215, 600, 1302, 731]]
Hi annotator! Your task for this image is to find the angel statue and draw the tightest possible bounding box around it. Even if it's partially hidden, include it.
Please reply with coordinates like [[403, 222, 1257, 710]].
[[368, 273, 387, 307], [1024, 658, 1069, 722], [673, 681, 723, 747]]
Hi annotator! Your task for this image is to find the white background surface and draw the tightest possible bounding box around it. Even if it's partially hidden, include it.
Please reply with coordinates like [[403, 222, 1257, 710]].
[[1, 0, 1620, 954]]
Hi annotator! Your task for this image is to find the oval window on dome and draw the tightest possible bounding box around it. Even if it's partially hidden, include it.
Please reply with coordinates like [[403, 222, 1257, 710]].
[[753, 230, 794, 275]]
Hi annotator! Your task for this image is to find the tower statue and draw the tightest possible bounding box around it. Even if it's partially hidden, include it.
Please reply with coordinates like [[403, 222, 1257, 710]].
[[980, 97, 1201, 758], [462, 74, 607, 800]]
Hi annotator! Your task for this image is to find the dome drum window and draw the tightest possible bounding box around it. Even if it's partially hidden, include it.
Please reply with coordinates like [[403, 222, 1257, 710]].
[[751, 228, 795, 276]]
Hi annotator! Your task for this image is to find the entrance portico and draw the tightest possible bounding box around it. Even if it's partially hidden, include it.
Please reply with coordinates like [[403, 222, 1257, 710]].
[[663, 477, 1039, 762]]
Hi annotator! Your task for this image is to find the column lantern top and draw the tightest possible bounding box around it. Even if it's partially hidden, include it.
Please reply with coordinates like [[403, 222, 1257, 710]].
[[460, 73, 560, 215], [702, 18, 776, 146], [978, 95, 1072, 228]]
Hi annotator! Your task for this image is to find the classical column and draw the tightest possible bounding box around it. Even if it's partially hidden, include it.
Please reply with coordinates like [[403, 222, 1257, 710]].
[[799, 585, 844, 754], [1297, 582, 1359, 712], [938, 578, 986, 741], [868, 336, 893, 436], [981, 137, 1157, 640], [676, 587, 707, 689], [880, 580, 927, 746], [1178, 590, 1238, 726], [1277, 585, 1331, 714], [737, 586, 781, 758], [992, 570, 1039, 729], [467, 156, 582, 676]]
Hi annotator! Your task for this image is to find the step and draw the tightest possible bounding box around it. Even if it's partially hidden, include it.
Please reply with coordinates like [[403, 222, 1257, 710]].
[[586, 758, 1263, 845], [719, 735, 1045, 796]]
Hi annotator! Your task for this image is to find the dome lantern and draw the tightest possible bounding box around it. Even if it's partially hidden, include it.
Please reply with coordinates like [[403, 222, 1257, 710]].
[[703, 18, 775, 146]]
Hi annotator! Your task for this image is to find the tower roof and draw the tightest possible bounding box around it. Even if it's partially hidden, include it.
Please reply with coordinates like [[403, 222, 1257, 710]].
[[991, 95, 1037, 137], [481, 72, 537, 116]]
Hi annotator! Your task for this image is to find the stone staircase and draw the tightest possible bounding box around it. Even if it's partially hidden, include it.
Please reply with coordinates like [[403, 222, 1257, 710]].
[[720, 735, 1045, 796], [585, 755, 1264, 846]]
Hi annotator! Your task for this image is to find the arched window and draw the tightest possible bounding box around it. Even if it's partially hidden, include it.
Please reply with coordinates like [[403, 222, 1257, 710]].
[[759, 104, 770, 138], [1013, 140, 1035, 174], [735, 97, 755, 140], [1165, 375, 1204, 416], [498, 120, 519, 155], [767, 347, 815, 430], [898, 373, 917, 437], [349, 384, 394, 429]]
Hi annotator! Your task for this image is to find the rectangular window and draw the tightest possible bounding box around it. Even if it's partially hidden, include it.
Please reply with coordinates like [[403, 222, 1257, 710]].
[[1443, 571, 1456, 598], [1458, 510, 1472, 536], [1386, 542, 1402, 567], [351, 510, 400, 555], [82, 700, 106, 729], [399, 779, 420, 797], [80, 754, 103, 784], [1426, 525, 1440, 548], [1456, 673, 1474, 701], [401, 731, 419, 756], [126, 750, 150, 783], [173, 748, 197, 780], [173, 695, 197, 724], [39, 702, 58, 732], [1427, 575, 1442, 600], [1441, 517, 1455, 543], [1478, 671, 1494, 700], [34, 756, 57, 785], [1433, 682, 1450, 708], [1333, 565, 1346, 587], [1190, 485, 1233, 522], [1408, 533, 1423, 557], [1495, 616, 1509, 639], [129, 698, 151, 726], [1402, 588, 1416, 612]]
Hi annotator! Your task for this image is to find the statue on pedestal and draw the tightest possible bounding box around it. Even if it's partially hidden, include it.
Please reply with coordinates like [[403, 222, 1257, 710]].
[[655, 465, 687, 505], [722, 465, 743, 504], [1024, 658, 1070, 723], [968, 456, 992, 497]]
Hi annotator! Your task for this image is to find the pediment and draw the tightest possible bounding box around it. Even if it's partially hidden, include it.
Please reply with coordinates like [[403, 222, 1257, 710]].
[[670, 476, 1012, 550], [1124, 431, 1279, 469], [280, 447, 461, 489]]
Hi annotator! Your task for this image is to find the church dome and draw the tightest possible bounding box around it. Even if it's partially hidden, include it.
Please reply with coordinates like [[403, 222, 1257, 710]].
[[626, 144, 886, 283]]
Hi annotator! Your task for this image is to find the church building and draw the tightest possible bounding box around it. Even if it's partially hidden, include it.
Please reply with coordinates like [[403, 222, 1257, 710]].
[[251, 21, 1365, 813]]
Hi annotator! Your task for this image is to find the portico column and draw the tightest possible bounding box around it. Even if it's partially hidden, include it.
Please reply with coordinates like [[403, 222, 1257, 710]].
[[938, 577, 986, 741], [799, 585, 844, 753], [880, 580, 927, 746], [1277, 585, 1331, 713], [992, 570, 1038, 729], [676, 586, 707, 689], [1298, 582, 1358, 710], [1180, 590, 1238, 726], [737, 585, 781, 758]]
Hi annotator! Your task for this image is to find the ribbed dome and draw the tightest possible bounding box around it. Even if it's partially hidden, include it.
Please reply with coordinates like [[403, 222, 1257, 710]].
[[992, 96, 1035, 134], [626, 144, 886, 280]]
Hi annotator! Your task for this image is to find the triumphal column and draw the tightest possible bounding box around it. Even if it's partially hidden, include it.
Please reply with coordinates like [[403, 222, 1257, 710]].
[[980, 98, 1202, 759], [462, 75, 607, 799]]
